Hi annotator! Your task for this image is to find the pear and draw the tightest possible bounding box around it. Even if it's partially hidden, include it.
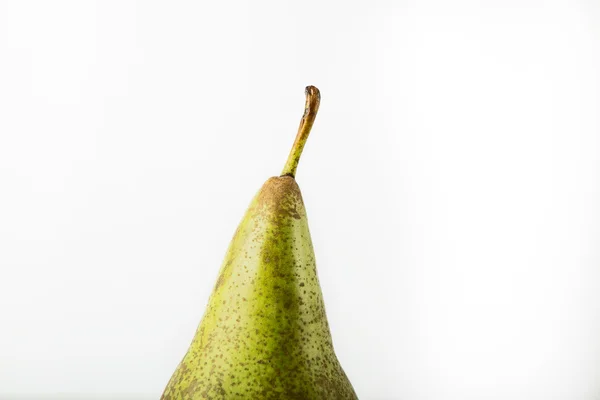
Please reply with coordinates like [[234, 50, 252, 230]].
[[161, 86, 358, 400]]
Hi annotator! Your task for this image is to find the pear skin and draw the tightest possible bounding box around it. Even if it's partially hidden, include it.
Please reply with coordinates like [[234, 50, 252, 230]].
[[161, 87, 358, 399]]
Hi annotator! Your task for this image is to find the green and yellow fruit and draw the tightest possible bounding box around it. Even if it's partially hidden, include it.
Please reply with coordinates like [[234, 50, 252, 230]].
[[161, 86, 358, 399]]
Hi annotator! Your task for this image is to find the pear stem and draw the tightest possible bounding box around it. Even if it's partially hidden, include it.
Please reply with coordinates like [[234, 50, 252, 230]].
[[281, 86, 321, 178]]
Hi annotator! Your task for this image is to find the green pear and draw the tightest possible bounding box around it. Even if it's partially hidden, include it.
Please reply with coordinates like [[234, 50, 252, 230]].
[[161, 86, 358, 400]]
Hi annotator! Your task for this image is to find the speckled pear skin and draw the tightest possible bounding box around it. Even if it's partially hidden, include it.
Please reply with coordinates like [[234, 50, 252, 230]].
[[161, 176, 358, 400]]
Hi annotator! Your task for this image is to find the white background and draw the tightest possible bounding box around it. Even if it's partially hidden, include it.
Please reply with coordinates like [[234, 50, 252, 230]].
[[1, 1, 599, 399]]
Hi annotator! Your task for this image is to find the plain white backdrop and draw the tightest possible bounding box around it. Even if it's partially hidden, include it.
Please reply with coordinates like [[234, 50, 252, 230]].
[[1, 1, 599, 399]]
